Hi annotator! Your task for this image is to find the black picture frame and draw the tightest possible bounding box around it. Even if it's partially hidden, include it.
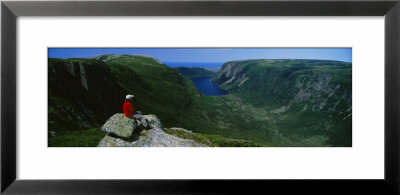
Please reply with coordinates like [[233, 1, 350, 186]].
[[2, 0, 400, 194]]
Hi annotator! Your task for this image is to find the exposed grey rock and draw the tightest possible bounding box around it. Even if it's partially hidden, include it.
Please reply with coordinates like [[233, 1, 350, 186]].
[[48, 58, 127, 131], [169, 127, 192, 133], [271, 106, 290, 113], [98, 127, 206, 147], [48, 131, 59, 137], [79, 63, 88, 90], [238, 77, 249, 86], [64, 62, 75, 76], [294, 74, 334, 102], [101, 113, 137, 138], [98, 114, 207, 147], [214, 62, 248, 87], [144, 114, 163, 129]]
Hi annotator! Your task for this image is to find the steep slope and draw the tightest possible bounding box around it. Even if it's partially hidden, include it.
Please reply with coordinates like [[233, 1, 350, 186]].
[[93, 54, 200, 128], [48, 58, 127, 132], [213, 59, 351, 109], [212, 59, 352, 146], [49, 55, 205, 133]]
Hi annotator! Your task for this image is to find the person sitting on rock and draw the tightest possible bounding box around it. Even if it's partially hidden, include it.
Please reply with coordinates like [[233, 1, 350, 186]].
[[123, 94, 148, 129]]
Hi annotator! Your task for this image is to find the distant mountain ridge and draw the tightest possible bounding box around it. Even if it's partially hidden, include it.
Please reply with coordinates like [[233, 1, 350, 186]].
[[94, 54, 162, 64], [213, 59, 351, 113]]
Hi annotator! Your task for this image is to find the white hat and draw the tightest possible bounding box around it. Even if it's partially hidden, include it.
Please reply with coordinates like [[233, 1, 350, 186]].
[[126, 94, 134, 99]]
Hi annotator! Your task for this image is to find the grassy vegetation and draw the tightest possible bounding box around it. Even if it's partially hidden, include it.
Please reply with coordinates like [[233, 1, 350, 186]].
[[212, 59, 352, 146], [48, 128, 106, 147], [164, 128, 266, 147]]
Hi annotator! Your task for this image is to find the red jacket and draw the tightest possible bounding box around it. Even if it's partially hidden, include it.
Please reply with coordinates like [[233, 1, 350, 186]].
[[122, 102, 135, 117]]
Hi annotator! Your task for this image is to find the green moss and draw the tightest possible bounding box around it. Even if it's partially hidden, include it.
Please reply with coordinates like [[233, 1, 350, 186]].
[[48, 128, 106, 147], [164, 128, 266, 147]]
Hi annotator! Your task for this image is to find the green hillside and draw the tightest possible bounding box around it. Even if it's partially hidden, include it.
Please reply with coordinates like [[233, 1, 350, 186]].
[[92, 55, 254, 139], [212, 59, 352, 146], [94, 54, 195, 127]]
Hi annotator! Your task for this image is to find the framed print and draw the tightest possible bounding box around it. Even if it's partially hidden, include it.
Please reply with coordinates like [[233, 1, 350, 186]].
[[46, 47, 352, 148], [2, 0, 400, 194]]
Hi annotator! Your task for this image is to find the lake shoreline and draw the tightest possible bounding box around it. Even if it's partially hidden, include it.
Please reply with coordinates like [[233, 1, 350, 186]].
[[191, 77, 228, 96]]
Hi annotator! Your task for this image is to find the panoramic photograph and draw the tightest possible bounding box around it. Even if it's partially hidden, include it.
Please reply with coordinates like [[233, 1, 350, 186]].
[[48, 48, 352, 147]]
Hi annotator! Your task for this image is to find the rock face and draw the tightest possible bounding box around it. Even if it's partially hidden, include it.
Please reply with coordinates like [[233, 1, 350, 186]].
[[48, 58, 127, 131], [98, 114, 207, 147], [101, 113, 137, 138], [212, 59, 352, 114], [212, 61, 249, 90], [211, 59, 352, 146]]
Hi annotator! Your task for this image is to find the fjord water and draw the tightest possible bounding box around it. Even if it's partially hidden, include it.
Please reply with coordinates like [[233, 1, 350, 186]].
[[165, 61, 223, 72], [165, 61, 227, 96], [165, 61, 222, 68], [192, 77, 228, 96]]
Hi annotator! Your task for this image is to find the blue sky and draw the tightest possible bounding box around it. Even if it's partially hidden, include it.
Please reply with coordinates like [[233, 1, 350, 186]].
[[48, 48, 352, 63]]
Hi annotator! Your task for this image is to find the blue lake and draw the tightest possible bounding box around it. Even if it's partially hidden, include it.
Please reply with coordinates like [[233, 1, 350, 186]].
[[165, 62, 222, 68], [165, 62, 222, 72], [192, 77, 228, 96]]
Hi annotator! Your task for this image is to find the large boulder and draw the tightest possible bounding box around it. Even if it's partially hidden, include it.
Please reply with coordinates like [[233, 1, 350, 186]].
[[144, 114, 163, 129], [97, 127, 207, 147], [101, 113, 137, 138], [98, 114, 207, 147]]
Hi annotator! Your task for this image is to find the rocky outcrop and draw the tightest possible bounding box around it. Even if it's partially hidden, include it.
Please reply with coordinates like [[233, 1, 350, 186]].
[[101, 113, 137, 138], [212, 61, 249, 90], [97, 114, 207, 147]]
